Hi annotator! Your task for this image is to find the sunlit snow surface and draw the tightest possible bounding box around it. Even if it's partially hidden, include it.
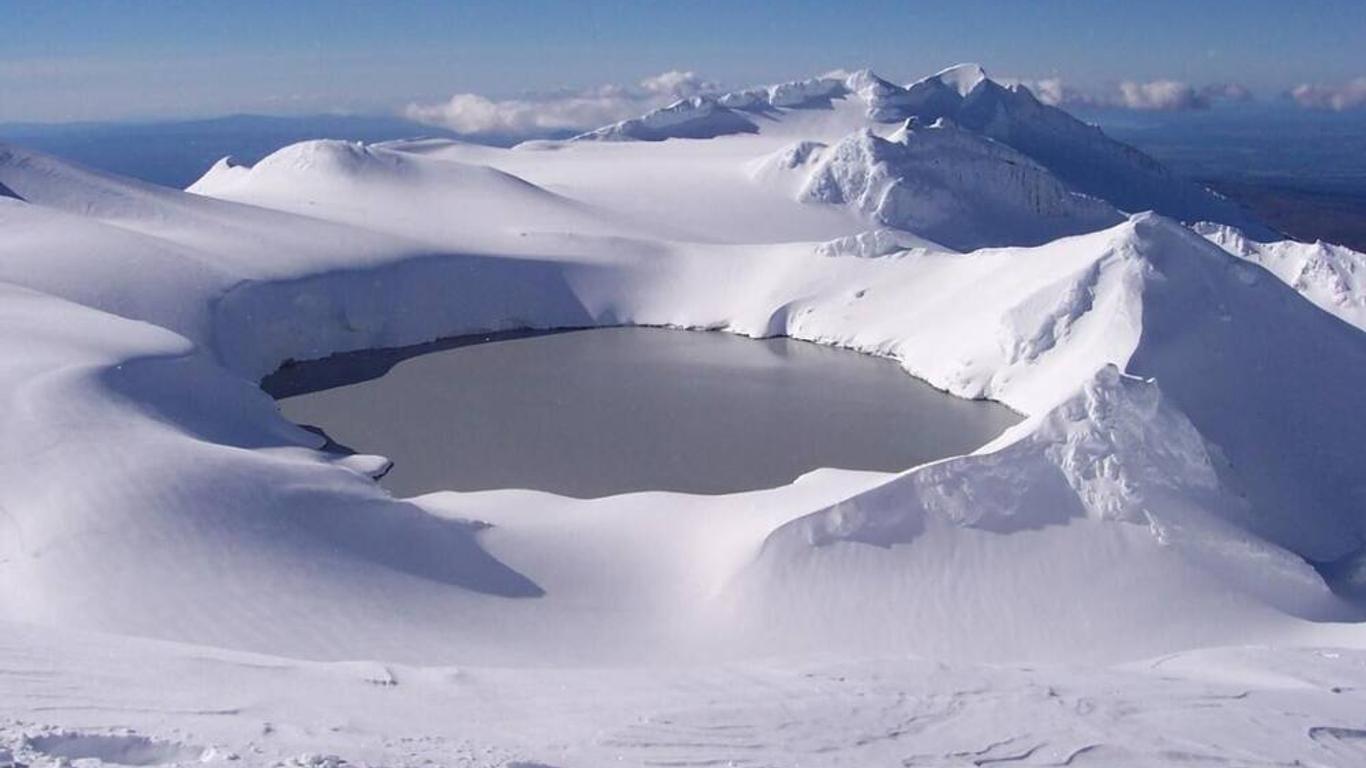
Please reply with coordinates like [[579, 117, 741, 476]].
[[1, 65, 1366, 766]]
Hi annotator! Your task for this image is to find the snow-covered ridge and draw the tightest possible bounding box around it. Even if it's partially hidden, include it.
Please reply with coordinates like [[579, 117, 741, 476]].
[[933, 62, 990, 96], [812, 227, 929, 258], [571, 63, 1266, 235], [1198, 221, 1366, 331], [886, 64, 1265, 231], [758, 117, 1124, 249], [576, 75, 850, 142], [771, 365, 1327, 615], [764, 74, 849, 108], [0, 139, 212, 222], [187, 139, 647, 248], [845, 69, 926, 122], [193, 139, 515, 192], [190, 140, 431, 195], [572, 96, 760, 142]]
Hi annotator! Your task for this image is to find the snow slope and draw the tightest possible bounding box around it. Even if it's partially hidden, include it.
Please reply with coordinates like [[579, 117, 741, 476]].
[[577, 75, 850, 143], [755, 118, 1124, 249], [574, 96, 760, 142], [187, 139, 656, 249], [861, 65, 1268, 233], [1199, 221, 1366, 331], [0, 62, 1364, 765]]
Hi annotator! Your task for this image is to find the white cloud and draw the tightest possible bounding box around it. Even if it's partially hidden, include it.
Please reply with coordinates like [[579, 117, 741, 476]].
[[639, 70, 717, 99], [1008, 77, 1252, 111], [1003, 77, 1093, 108], [1022, 77, 1069, 107], [1290, 77, 1366, 111], [405, 70, 719, 136], [405, 92, 632, 134], [1116, 80, 1209, 111]]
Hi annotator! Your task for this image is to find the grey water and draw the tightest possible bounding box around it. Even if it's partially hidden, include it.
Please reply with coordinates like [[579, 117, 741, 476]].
[[273, 327, 1021, 498]]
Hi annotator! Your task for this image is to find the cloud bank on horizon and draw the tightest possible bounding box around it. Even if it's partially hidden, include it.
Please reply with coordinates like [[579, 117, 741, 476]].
[[404, 70, 717, 136], [404, 68, 1366, 138], [1290, 76, 1366, 111], [1003, 77, 1253, 112]]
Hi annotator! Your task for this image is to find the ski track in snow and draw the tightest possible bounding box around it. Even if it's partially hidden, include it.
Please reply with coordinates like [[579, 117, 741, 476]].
[[0, 64, 1365, 766]]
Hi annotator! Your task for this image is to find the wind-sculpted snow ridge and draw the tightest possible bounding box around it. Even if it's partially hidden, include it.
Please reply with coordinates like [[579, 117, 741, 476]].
[[772, 365, 1328, 614], [576, 76, 848, 142], [1108, 215, 1366, 561], [573, 96, 760, 142], [895, 65, 1269, 233], [192, 154, 248, 189], [762, 74, 849, 108], [0, 139, 223, 223], [845, 69, 927, 122], [189, 140, 430, 195], [721, 352, 1356, 662], [716, 75, 849, 110], [1197, 221, 1366, 331], [813, 227, 930, 258], [192, 138, 509, 194], [759, 118, 1124, 249]]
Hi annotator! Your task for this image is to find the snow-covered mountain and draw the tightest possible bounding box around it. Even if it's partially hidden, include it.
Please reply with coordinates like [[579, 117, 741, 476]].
[[566, 64, 1269, 241], [0, 62, 1364, 765], [754, 118, 1124, 249], [1198, 221, 1366, 331], [575, 96, 761, 141], [578, 74, 850, 142], [867, 65, 1266, 232]]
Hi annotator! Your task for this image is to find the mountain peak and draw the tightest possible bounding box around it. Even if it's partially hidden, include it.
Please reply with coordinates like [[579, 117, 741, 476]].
[[573, 96, 759, 142], [933, 63, 990, 96]]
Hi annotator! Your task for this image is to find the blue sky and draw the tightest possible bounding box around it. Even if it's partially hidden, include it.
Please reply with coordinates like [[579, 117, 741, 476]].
[[2, 0, 1364, 122]]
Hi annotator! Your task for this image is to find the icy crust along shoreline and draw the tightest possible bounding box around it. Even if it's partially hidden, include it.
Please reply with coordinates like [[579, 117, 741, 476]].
[[0, 63, 1365, 765]]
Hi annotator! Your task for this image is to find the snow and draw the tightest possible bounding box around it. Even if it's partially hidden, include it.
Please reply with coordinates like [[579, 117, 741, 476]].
[[4, 621, 1366, 767], [572, 96, 759, 142], [933, 62, 990, 97], [572, 76, 848, 143], [813, 227, 933, 258], [0, 61, 1365, 765], [547, 63, 1267, 237], [764, 74, 848, 108], [1198, 221, 1366, 331], [846, 69, 923, 122], [772, 119, 1125, 249]]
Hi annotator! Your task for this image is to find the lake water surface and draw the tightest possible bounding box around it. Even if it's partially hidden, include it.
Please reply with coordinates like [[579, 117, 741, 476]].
[[271, 328, 1020, 498]]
